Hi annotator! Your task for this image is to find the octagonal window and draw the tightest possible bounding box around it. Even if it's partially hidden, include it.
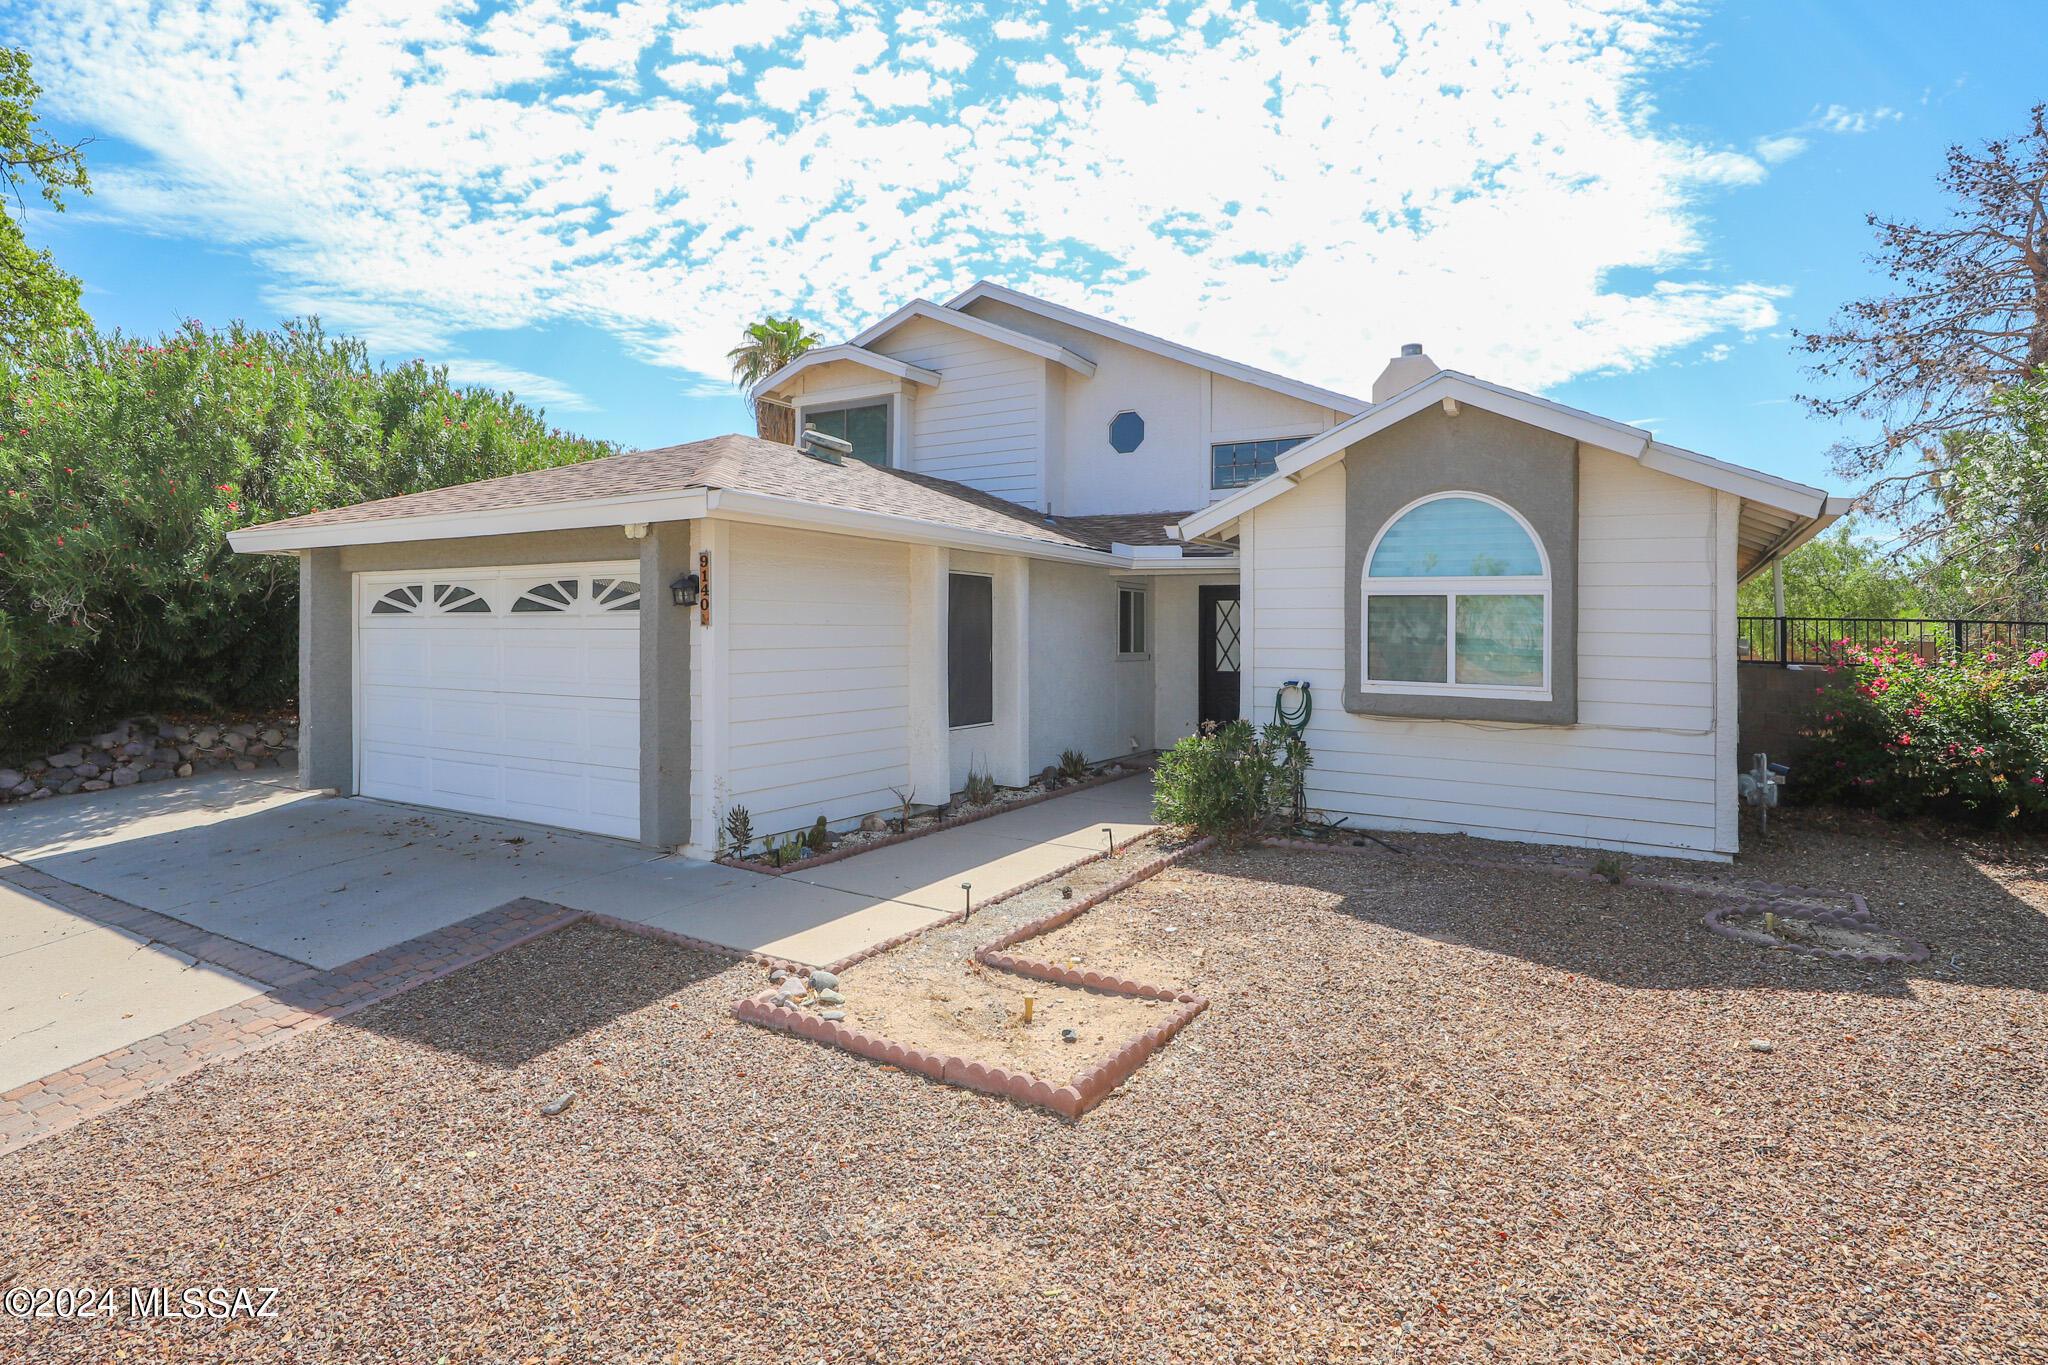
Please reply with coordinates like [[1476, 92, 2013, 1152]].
[[1109, 410, 1145, 453]]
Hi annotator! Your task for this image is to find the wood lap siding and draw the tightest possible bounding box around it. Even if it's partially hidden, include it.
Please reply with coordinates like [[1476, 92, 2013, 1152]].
[[724, 525, 913, 834], [872, 316, 1044, 504], [1249, 451, 1726, 858]]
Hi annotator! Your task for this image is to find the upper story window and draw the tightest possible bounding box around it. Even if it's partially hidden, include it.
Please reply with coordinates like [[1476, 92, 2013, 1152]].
[[804, 402, 889, 466], [1211, 436, 1306, 489], [1363, 493, 1549, 696]]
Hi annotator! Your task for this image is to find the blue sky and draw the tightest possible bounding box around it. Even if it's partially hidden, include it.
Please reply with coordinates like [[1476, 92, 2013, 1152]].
[[6, 0, 2040, 507]]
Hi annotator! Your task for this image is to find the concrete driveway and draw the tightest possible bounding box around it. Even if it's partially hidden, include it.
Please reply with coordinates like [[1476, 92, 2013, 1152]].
[[0, 770, 1157, 1092]]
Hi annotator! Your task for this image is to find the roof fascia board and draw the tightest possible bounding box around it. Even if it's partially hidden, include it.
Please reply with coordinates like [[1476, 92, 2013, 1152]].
[[1177, 371, 1854, 541], [850, 299, 1097, 377], [749, 345, 941, 402], [1640, 441, 1828, 518], [703, 489, 1113, 565], [227, 489, 717, 554], [947, 280, 1368, 415]]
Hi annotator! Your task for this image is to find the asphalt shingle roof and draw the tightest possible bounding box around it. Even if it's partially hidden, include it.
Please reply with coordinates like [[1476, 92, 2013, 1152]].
[[249, 434, 1128, 551]]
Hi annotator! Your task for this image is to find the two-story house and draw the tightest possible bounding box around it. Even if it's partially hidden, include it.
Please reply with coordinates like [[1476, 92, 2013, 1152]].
[[231, 283, 1847, 860]]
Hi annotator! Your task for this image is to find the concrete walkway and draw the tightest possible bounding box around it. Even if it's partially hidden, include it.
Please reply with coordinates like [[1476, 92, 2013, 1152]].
[[0, 772, 1157, 1092]]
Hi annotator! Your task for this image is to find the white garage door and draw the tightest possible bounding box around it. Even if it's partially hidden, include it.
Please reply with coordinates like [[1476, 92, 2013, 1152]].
[[355, 562, 642, 839]]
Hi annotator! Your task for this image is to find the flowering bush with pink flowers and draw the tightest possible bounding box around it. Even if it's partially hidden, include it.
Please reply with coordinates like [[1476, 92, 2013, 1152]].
[[1799, 639, 2048, 827]]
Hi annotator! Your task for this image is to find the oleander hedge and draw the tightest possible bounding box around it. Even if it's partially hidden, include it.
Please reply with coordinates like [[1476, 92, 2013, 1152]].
[[0, 319, 612, 751]]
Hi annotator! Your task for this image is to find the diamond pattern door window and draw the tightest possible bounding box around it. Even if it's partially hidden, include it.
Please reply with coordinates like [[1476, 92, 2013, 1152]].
[[1214, 598, 1241, 671]]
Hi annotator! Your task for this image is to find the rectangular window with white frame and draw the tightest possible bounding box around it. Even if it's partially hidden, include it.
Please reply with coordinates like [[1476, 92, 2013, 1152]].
[[801, 401, 890, 466], [1117, 585, 1148, 658], [1361, 492, 1550, 699]]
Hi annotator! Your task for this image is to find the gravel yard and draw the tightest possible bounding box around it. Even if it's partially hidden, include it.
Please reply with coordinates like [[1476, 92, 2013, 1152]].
[[4, 807, 2046, 1363]]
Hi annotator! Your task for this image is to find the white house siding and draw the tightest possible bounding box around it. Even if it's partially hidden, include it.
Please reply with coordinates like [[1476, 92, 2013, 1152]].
[[870, 315, 1045, 506], [717, 524, 913, 839], [1026, 562, 1154, 775], [1245, 450, 1734, 860], [960, 297, 1341, 516]]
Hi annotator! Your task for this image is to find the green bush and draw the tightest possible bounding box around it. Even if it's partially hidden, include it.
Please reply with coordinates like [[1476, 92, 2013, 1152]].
[[1797, 638, 2048, 828], [1152, 720, 1309, 844], [0, 319, 612, 750]]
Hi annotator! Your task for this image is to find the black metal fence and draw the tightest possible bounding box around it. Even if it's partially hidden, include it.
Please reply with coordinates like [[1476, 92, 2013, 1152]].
[[1737, 616, 2048, 666]]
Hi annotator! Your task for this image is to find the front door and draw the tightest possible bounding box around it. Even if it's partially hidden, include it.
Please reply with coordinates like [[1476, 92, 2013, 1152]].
[[1198, 585, 1242, 726]]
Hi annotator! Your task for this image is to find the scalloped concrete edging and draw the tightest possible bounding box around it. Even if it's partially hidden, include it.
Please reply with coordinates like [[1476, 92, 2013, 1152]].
[[717, 766, 1148, 877], [734, 835, 1215, 1120], [1260, 837, 1927, 965]]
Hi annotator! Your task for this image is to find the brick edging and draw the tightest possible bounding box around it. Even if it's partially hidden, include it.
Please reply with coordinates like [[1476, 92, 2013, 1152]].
[[734, 836, 1216, 1120], [717, 766, 1147, 876]]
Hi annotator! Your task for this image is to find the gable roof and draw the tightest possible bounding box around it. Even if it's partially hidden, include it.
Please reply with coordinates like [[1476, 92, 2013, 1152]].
[[743, 344, 941, 402], [230, 435, 1105, 556], [947, 280, 1368, 416], [1175, 368, 1851, 580], [228, 435, 1238, 571]]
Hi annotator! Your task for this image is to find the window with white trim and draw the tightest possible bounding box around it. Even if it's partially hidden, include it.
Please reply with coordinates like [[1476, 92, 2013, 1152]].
[[1117, 586, 1147, 657], [1362, 493, 1549, 696]]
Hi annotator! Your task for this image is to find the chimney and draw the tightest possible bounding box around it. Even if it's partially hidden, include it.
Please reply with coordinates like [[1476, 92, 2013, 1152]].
[[1371, 341, 1439, 404]]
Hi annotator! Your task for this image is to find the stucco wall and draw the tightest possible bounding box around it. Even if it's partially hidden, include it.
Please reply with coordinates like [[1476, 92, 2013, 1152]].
[[1341, 406, 1579, 724], [1026, 562, 1155, 775], [1245, 449, 1736, 860], [1150, 573, 1239, 746]]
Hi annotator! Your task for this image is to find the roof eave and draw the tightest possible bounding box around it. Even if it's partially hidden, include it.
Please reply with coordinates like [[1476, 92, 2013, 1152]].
[[946, 280, 1368, 416], [749, 345, 943, 403], [848, 299, 1098, 377]]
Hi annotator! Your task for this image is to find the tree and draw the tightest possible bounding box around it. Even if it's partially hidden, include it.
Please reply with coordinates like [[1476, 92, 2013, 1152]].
[[725, 316, 820, 389], [1927, 376, 2048, 617], [0, 318, 614, 748], [1735, 520, 1932, 619], [1798, 106, 2048, 535], [1, 47, 91, 360]]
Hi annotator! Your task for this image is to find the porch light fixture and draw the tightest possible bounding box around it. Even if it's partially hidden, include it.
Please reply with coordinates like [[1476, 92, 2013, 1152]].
[[670, 573, 701, 608]]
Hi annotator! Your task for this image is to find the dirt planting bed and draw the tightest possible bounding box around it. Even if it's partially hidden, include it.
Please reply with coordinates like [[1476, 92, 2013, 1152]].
[[4, 809, 2046, 1362]]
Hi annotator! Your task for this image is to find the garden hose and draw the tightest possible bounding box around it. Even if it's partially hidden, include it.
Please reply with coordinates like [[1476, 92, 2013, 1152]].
[[1274, 680, 1312, 735], [1274, 681, 1312, 828]]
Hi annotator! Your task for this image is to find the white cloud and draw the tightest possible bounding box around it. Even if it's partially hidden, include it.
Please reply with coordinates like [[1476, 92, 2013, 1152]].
[[20, 0, 1795, 400], [1815, 103, 1901, 135], [992, 18, 1048, 40], [1754, 134, 1808, 164], [440, 360, 597, 412]]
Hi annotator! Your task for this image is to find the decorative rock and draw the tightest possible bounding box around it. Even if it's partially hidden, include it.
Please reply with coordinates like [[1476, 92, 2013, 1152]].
[[1748, 1039, 1775, 1053], [259, 728, 283, 747], [860, 814, 888, 834], [122, 739, 150, 757], [223, 732, 248, 753], [73, 762, 101, 780], [193, 728, 219, 748], [807, 970, 840, 991], [232, 759, 257, 771], [820, 1010, 846, 1022], [58, 778, 84, 795], [768, 967, 790, 984], [174, 763, 193, 778], [81, 779, 110, 792], [0, 769, 19, 790], [814, 990, 846, 1007], [538, 1091, 576, 1116], [109, 769, 140, 787], [46, 750, 83, 768], [1061, 1028, 1079, 1043]]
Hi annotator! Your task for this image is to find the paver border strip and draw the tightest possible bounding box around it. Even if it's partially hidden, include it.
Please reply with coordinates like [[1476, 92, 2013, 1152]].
[[734, 835, 1216, 1120], [716, 765, 1149, 876]]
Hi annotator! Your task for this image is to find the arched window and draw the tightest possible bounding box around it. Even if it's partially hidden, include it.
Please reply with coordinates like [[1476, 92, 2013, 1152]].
[[1363, 493, 1549, 694]]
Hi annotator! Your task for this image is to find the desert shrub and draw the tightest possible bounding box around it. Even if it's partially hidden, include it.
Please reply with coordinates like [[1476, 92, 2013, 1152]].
[[1057, 747, 1089, 780], [1152, 720, 1307, 844], [719, 805, 755, 861], [1797, 639, 2048, 828], [962, 764, 996, 805], [0, 318, 612, 749]]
